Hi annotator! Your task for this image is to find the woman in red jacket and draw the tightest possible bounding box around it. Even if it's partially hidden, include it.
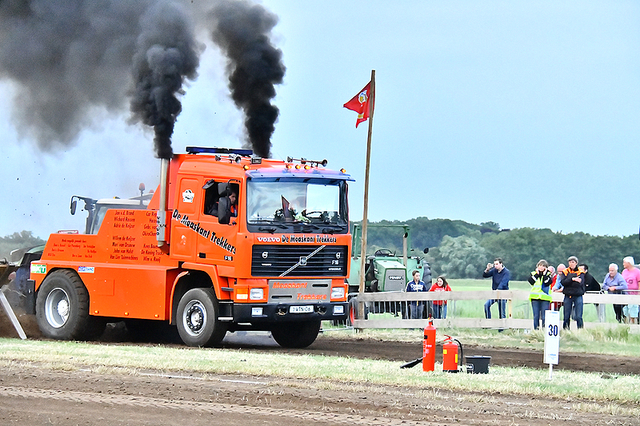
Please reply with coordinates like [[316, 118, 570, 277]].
[[429, 276, 452, 319]]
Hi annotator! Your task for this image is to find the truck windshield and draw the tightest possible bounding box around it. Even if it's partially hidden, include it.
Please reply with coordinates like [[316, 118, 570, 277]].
[[247, 180, 347, 229]]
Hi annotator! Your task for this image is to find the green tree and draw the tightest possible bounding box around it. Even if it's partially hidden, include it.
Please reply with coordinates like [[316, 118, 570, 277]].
[[0, 231, 46, 260], [427, 235, 488, 278]]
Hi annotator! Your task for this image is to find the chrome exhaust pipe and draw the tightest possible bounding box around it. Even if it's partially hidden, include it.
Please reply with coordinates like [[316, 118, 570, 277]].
[[156, 158, 169, 247]]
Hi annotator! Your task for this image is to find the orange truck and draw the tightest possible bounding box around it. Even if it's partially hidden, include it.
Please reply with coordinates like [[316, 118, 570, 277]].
[[28, 147, 352, 348]]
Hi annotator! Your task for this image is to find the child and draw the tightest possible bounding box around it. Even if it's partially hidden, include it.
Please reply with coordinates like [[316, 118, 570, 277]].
[[429, 276, 452, 319]]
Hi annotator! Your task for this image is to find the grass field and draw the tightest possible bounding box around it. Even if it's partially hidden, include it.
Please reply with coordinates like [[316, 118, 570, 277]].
[[0, 336, 638, 409]]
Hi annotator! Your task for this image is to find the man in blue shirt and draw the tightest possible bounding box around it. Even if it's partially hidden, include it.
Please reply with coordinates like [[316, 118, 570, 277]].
[[482, 258, 510, 319]]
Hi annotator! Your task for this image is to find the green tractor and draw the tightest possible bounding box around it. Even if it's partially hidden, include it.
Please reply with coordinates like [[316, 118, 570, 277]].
[[346, 224, 431, 321]]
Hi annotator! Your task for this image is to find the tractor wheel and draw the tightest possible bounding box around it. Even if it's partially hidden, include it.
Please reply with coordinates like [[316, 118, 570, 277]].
[[271, 320, 321, 348], [36, 269, 105, 340], [176, 288, 227, 347]]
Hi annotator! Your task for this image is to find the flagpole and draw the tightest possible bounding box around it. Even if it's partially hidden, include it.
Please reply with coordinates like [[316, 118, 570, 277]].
[[358, 69, 375, 318]]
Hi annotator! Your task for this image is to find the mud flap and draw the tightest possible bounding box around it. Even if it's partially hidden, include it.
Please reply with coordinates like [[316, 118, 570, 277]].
[[25, 279, 36, 315]]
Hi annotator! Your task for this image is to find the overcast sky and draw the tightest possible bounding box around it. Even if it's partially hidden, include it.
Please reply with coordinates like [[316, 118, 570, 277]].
[[1, 0, 639, 240]]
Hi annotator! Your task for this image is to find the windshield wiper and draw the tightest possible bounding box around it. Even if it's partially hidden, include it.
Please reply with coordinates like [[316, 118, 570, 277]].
[[301, 223, 322, 231], [251, 219, 287, 229], [322, 224, 347, 234]]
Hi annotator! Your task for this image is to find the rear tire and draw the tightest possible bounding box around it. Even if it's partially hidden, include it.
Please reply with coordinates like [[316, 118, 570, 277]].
[[271, 320, 321, 348], [36, 269, 105, 340], [176, 288, 227, 347]]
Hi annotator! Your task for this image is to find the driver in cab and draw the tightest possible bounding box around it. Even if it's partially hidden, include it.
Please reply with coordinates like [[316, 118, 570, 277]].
[[218, 188, 237, 225]]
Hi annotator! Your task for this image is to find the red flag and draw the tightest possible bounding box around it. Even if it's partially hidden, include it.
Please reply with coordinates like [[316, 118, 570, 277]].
[[343, 81, 373, 128]]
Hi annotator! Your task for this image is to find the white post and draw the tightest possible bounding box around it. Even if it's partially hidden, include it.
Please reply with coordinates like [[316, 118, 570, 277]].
[[543, 310, 560, 380]]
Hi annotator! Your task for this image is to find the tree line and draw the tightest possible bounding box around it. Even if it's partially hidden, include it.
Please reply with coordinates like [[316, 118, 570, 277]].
[[358, 218, 640, 282], [0, 231, 46, 261], [4, 220, 640, 283]]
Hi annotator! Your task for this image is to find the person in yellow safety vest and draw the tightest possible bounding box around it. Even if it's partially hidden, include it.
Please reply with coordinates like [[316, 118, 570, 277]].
[[528, 259, 554, 330]]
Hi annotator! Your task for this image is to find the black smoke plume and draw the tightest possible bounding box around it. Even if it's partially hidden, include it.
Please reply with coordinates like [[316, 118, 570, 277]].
[[209, 0, 285, 158], [129, 1, 200, 159]]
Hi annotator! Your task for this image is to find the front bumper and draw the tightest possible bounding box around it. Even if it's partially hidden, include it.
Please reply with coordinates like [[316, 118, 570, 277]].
[[233, 302, 348, 323]]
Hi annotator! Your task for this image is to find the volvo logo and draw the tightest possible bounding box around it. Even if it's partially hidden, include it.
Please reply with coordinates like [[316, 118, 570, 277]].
[[262, 252, 269, 259], [299, 256, 308, 266]]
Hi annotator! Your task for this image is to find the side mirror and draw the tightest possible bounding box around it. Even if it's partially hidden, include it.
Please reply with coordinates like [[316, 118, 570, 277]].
[[423, 247, 429, 254], [70, 199, 77, 215]]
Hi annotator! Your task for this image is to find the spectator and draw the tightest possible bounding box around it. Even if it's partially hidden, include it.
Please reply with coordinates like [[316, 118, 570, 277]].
[[406, 270, 428, 319], [602, 263, 627, 323], [482, 258, 510, 319], [551, 263, 566, 312], [579, 263, 603, 322], [528, 259, 553, 330], [561, 256, 585, 330], [622, 256, 640, 324], [429, 276, 452, 319]]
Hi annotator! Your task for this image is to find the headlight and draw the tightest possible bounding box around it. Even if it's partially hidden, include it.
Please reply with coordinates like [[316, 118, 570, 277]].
[[250, 288, 264, 300], [331, 287, 345, 300]]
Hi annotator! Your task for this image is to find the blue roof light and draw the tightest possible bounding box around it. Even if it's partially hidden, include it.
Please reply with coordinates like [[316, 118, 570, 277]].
[[186, 146, 254, 156]]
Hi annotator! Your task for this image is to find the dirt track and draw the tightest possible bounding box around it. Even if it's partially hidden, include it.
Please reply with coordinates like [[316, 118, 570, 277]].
[[1, 312, 640, 425]]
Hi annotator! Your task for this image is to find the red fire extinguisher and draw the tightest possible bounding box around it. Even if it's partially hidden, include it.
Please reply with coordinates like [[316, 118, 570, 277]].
[[442, 335, 461, 373], [422, 320, 436, 372]]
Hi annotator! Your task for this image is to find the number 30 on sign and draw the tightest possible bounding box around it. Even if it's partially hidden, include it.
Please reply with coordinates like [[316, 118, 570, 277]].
[[544, 310, 560, 365]]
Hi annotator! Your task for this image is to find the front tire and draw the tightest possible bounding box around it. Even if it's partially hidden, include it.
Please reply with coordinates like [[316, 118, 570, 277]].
[[271, 320, 321, 348], [36, 269, 105, 340], [176, 288, 227, 347]]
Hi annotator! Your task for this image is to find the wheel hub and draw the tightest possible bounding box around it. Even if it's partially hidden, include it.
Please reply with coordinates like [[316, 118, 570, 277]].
[[57, 299, 70, 318], [45, 288, 71, 329], [184, 301, 206, 336]]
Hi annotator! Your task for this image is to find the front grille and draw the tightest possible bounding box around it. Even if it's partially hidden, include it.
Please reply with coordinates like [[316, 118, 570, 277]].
[[252, 245, 348, 277]]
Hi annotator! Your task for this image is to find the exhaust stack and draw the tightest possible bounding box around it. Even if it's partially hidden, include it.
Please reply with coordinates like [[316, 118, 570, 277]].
[[156, 158, 169, 247]]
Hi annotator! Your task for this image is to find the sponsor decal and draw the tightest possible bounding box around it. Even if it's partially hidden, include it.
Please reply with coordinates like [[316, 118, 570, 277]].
[[258, 234, 337, 244], [296, 293, 327, 301], [182, 189, 195, 203], [272, 281, 308, 289], [30, 264, 46, 274], [78, 266, 95, 274], [172, 209, 236, 254]]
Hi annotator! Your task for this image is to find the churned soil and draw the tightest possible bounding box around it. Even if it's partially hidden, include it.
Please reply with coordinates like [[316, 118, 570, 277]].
[[1, 311, 639, 425]]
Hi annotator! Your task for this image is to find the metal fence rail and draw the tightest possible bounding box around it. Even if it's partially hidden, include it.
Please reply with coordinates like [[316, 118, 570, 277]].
[[350, 290, 640, 330]]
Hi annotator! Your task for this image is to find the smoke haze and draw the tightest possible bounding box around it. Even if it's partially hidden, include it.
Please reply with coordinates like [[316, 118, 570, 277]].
[[0, 0, 284, 159]]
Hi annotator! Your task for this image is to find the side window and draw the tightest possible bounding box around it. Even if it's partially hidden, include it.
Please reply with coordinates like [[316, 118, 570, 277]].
[[203, 180, 239, 224], [203, 179, 221, 217]]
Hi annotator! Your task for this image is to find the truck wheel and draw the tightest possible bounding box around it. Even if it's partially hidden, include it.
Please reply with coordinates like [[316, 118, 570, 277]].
[[271, 320, 321, 348], [36, 269, 105, 340], [176, 288, 227, 347]]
